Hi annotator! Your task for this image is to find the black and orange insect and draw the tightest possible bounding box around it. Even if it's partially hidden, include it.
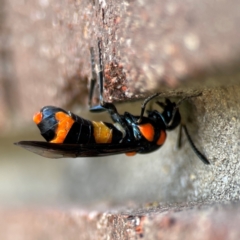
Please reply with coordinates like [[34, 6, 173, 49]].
[[15, 41, 209, 164]]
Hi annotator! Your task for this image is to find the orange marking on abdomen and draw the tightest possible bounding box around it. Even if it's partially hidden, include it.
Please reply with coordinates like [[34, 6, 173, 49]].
[[125, 151, 137, 156], [138, 123, 155, 142], [33, 112, 43, 125], [92, 121, 113, 143], [157, 130, 166, 145], [50, 112, 74, 143]]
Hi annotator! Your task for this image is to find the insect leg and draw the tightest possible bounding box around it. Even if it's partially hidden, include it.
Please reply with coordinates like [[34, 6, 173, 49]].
[[182, 124, 210, 165], [88, 47, 98, 108], [137, 93, 162, 123], [97, 39, 104, 106], [176, 124, 182, 149], [89, 39, 106, 112], [89, 40, 128, 130]]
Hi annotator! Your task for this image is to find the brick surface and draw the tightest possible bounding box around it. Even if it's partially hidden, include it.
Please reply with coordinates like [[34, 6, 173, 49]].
[[1, 1, 240, 239], [1, 202, 240, 240], [1, 0, 240, 126]]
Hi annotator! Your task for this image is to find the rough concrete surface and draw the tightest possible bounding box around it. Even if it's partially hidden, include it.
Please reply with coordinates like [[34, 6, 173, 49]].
[[0, 0, 240, 239]]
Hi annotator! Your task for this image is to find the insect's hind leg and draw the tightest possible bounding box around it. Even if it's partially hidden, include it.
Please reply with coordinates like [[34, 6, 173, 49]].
[[88, 40, 129, 131], [89, 40, 106, 112], [90, 42, 162, 121], [88, 47, 97, 108]]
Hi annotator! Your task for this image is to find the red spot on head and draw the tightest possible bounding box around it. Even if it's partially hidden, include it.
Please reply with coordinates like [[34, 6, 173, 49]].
[[33, 112, 42, 125]]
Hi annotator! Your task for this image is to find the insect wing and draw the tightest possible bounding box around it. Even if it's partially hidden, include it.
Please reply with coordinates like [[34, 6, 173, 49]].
[[15, 141, 143, 159]]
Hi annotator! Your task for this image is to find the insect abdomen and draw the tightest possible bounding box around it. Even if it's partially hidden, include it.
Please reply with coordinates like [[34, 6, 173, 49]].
[[34, 106, 123, 145], [69, 113, 123, 144], [63, 113, 94, 144]]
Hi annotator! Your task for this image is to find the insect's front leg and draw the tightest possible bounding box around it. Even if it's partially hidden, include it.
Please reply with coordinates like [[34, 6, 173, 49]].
[[137, 93, 162, 124]]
